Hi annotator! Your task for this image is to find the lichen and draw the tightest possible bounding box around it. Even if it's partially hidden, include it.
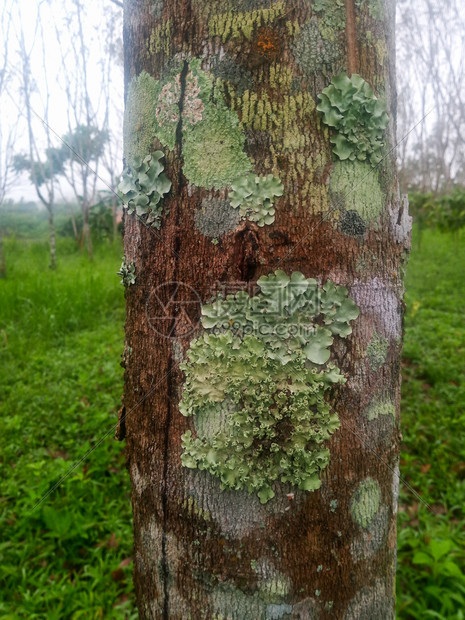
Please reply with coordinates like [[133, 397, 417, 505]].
[[350, 478, 381, 529], [312, 0, 346, 41], [148, 19, 172, 56], [180, 271, 359, 503], [329, 160, 384, 222], [230, 174, 284, 226], [147, 0, 164, 19], [291, 18, 343, 77], [364, 397, 395, 421], [343, 580, 394, 620], [117, 259, 136, 287], [366, 333, 389, 371], [317, 73, 389, 165], [211, 55, 254, 97], [118, 152, 171, 229], [350, 505, 389, 561], [355, 0, 384, 21], [194, 198, 240, 238], [329, 499, 338, 513], [182, 105, 251, 188], [339, 210, 367, 237], [208, 3, 286, 42], [123, 71, 158, 167]]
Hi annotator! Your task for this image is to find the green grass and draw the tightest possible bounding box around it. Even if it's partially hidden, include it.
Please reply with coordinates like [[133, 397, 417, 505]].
[[397, 229, 465, 618], [0, 238, 136, 618], [0, 228, 464, 618]]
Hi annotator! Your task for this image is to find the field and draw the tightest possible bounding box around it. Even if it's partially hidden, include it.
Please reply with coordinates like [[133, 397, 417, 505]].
[[0, 228, 464, 618]]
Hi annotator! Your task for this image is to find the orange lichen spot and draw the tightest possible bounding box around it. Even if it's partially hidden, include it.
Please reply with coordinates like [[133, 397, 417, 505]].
[[254, 27, 281, 61]]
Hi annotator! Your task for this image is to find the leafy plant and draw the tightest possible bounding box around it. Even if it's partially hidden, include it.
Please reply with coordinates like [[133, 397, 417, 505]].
[[180, 270, 359, 503], [118, 151, 171, 229], [317, 72, 389, 165]]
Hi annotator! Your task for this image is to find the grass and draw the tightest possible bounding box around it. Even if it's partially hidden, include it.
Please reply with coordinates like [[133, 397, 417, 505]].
[[397, 228, 465, 618], [0, 227, 464, 618], [0, 237, 136, 618]]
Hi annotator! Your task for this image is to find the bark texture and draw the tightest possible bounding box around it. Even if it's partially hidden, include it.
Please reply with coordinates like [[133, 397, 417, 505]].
[[121, 0, 410, 617]]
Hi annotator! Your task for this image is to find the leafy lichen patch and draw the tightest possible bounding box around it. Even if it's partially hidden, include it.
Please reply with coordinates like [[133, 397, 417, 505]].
[[180, 271, 359, 503], [317, 73, 389, 165], [118, 152, 171, 229], [350, 478, 381, 529]]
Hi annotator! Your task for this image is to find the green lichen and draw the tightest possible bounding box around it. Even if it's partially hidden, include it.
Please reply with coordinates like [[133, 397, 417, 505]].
[[118, 152, 171, 229], [208, 2, 286, 42], [317, 73, 389, 165], [329, 499, 338, 512], [117, 259, 136, 287], [123, 71, 158, 167], [329, 160, 384, 222], [182, 105, 251, 189], [230, 174, 284, 227], [291, 18, 343, 77], [350, 478, 381, 528], [312, 0, 346, 41], [148, 19, 172, 56], [366, 333, 389, 371], [194, 198, 240, 238], [180, 271, 359, 503], [365, 397, 395, 421]]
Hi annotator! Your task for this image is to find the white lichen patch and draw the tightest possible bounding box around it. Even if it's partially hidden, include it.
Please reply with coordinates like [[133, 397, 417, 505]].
[[351, 278, 401, 341], [350, 505, 389, 561]]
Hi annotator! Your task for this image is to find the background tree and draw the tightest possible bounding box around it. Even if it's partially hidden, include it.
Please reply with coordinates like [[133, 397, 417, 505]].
[[121, 0, 410, 617]]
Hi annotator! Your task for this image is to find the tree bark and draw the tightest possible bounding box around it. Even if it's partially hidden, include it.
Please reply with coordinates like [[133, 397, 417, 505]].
[[121, 0, 410, 617], [47, 208, 57, 270]]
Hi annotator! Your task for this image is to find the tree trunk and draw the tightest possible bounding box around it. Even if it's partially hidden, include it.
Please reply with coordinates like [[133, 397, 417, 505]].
[[47, 207, 57, 270], [82, 207, 93, 259], [0, 231, 6, 278], [121, 1, 411, 618]]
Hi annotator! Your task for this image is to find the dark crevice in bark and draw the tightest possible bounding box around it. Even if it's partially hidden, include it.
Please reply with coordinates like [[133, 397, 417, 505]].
[[160, 58, 189, 620], [345, 0, 359, 75]]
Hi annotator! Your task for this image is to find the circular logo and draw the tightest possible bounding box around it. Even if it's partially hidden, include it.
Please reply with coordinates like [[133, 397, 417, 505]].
[[145, 281, 202, 339]]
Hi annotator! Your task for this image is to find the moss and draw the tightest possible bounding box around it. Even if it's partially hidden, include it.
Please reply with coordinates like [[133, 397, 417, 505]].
[[291, 19, 343, 77], [366, 333, 389, 371], [207, 3, 286, 43], [329, 161, 384, 222], [194, 198, 240, 238], [183, 106, 251, 189], [350, 478, 381, 529], [180, 271, 359, 503], [123, 71, 158, 166], [339, 210, 367, 237]]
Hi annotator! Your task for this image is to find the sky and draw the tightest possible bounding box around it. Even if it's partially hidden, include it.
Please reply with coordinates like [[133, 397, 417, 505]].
[[1, 0, 123, 203]]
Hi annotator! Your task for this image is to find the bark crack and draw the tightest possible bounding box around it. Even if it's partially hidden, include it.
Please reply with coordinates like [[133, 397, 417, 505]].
[[160, 58, 189, 620]]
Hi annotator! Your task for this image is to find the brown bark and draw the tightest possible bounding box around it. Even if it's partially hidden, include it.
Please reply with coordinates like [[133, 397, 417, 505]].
[[121, 0, 410, 617]]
